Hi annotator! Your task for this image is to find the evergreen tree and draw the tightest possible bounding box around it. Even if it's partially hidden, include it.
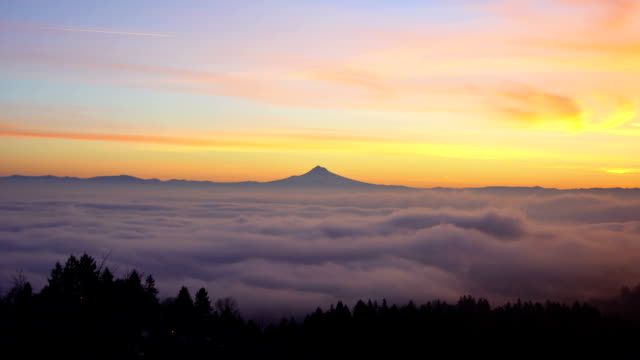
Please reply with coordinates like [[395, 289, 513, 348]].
[[194, 288, 212, 316], [2, 253, 639, 359], [126, 269, 142, 288], [176, 286, 194, 309], [48, 262, 63, 287], [100, 267, 114, 284], [144, 275, 159, 300]]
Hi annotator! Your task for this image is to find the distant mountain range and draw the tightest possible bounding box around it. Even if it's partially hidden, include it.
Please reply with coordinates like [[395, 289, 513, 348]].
[[1, 166, 638, 193], [0, 166, 406, 190]]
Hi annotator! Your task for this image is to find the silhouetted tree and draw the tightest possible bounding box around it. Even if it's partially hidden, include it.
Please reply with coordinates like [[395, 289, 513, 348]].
[[100, 267, 114, 284], [176, 286, 194, 309], [144, 275, 159, 301], [2, 253, 639, 360], [194, 288, 212, 316], [215, 296, 239, 317], [5, 271, 32, 306]]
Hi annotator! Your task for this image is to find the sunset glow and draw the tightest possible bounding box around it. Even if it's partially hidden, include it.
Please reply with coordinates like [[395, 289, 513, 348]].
[[3, 3, 640, 354], [1, 0, 639, 187]]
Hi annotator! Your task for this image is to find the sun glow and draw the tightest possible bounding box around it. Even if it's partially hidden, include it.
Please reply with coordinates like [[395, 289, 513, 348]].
[[1, 0, 639, 187]]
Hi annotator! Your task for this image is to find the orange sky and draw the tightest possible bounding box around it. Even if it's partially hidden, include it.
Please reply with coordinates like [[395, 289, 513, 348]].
[[0, 0, 639, 188]]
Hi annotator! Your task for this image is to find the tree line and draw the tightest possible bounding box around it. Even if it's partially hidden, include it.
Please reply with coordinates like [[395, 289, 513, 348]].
[[1, 253, 638, 359]]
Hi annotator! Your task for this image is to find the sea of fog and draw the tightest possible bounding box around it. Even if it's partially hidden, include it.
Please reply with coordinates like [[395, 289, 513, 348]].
[[1, 185, 640, 318]]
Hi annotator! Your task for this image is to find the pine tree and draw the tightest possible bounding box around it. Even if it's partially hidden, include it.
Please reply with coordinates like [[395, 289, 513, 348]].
[[100, 267, 114, 284], [194, 288, 212, 316], [176, 286, 194, 309], [48, 262, 63, 287], [144, 275, 159, 300]]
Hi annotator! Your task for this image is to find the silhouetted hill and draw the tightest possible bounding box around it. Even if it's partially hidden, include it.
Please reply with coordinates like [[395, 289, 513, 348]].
[[267, 165, 365, 186], [265, 165, 405, 189], [87, 175, 162, 184], [1, 167, 639, 193], [0, 166, 410, 190]]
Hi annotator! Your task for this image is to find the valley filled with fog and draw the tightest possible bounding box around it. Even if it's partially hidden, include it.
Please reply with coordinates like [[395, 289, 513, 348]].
[[1, 184, 640, 318]]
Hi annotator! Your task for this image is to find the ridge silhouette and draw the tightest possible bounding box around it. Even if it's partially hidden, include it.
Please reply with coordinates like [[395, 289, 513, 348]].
[[305, 165, 330, 175], [266, 165, 375, 188], [0, 166, 405, 189], [2, 167, 640, 192]]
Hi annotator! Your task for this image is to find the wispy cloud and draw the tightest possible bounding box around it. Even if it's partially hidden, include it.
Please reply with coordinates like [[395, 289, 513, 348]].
[[0, 126, 397, 152], [42, 25, 175, 38], [0, 127, 237, 148], [490, 0, 639, 30], [554, 0, 638, 29], [489, 85, 637, 133], [604, 168, 640, 174], [494, 86, 583, 128], [0, 124, 575, 163]]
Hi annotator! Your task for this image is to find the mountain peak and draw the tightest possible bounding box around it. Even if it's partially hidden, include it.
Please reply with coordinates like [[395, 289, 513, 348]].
[[305, 165, 331, 176], [264, 165, 372, 188]]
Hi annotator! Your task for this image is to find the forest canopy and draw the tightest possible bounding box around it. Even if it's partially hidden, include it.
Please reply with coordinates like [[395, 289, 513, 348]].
[[1, 253, 639, 359]]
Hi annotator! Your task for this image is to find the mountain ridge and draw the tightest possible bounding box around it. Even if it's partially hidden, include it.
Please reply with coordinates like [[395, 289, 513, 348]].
[[0, 165, 408, 190], [1, 166, 639, 192]]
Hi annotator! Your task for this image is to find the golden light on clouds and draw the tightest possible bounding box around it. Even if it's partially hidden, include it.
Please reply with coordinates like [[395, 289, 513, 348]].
[[493, 88, 637, 133], [1, 0, 639, 188], [579, 99, 637, 133], [604, 168, 640, 174]]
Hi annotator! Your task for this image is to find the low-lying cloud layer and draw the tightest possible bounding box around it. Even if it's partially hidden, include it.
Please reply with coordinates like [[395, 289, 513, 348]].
[[1, 186, 639, 317]]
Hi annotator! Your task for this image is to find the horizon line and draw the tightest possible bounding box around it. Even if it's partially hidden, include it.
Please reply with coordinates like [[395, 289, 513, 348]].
[[1, 171, 639, 191]]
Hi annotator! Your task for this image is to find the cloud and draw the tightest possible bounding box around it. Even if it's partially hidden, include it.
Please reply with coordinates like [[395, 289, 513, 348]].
[[1, 186, 640, 318], [493, 85, 583, 129], [382, 210, 526, 240], [2, 0, 640, 125], [0, 122, 567, 163], [41, 25, 176, 38], [553, 0, 638, 29], [0, 127, 235, 147], [305, 67, 392, 94], [0, 126, 376, 152], [604, 168, 640, 174], [490, 0, 639, 30], [491, 85, 636, 132]]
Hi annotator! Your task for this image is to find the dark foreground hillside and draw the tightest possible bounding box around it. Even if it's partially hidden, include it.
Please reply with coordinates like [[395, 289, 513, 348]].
[[1, 254, 638, 359]]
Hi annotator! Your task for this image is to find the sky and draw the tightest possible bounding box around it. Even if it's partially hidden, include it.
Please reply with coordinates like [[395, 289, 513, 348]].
[[1, 0, 640, 188]]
